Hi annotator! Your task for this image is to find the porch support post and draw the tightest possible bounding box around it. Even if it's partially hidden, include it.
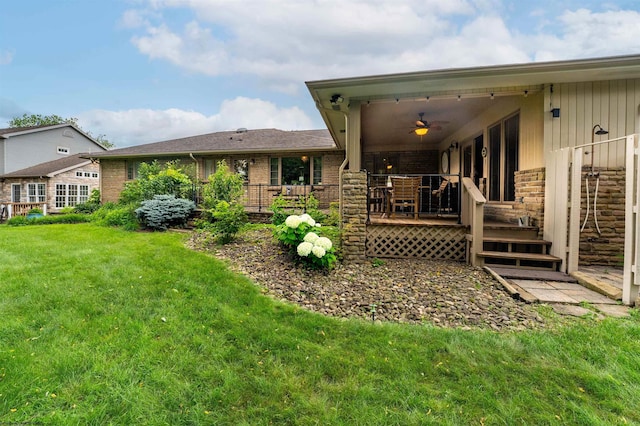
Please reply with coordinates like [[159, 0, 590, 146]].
[[567, 147, 583, 274], [345, 101, 361, 171], [341, 171, 367, 264], [623, 134, 639, 305]]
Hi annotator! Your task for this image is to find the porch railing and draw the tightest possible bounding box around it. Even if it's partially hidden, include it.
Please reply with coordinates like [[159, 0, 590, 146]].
[[461, 177, 486, 266], [367, 173, 461, 221], [192, 183, 340, 212], [1, 202, 48, 220]]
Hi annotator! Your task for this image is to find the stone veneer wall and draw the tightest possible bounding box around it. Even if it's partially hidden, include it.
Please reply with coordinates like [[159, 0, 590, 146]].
[[483, 167, 546, 236], [578, 167, 626, 266], [341, 171, 368, 263]]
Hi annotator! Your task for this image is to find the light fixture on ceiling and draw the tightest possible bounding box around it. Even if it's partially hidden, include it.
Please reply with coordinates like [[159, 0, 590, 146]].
[[524, 90, 528, 98], [457, 95, 461, 101], [490, 93, 494, 100], [415, 127, 428, 136], [330, 94, 344, 105]]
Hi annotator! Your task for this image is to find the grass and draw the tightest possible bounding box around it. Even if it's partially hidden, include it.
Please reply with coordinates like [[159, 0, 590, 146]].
[[1, 223, 639, 425]]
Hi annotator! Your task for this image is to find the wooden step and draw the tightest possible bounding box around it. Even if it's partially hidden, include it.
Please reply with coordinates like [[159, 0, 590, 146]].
[[482, 237, 551, 246], [478, 251, 562, 270]]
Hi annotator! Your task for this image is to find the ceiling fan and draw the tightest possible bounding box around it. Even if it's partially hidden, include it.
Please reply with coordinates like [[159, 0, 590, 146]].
[[412, 112, 448, 136]]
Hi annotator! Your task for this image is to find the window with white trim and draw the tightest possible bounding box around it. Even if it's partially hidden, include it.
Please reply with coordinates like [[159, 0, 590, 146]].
[[55, 184, 89, 208], [28, 183, 46, 203], [57, 146, 70, 155]]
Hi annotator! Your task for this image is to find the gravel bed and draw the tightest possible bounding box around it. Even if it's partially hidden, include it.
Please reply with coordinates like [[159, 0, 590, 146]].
[[188, 228, 548, 331]]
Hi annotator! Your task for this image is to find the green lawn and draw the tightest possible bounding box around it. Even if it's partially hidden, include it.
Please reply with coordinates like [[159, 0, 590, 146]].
[[1, 224, 639, 425]]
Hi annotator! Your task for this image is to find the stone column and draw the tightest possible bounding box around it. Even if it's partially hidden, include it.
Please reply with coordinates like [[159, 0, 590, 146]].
[[341, 171, 367, 263]]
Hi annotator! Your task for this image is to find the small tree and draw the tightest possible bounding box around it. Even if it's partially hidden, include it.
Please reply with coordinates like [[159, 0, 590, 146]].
[[201, 160, 247, 243]]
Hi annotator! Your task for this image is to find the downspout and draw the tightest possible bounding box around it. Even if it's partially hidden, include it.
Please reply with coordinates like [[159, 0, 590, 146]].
[[315, 102, 349, 229], [189, 153, 199, 204]]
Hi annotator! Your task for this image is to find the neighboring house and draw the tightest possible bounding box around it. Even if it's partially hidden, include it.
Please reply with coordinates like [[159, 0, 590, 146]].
[[306, 54, 639, 304], [85, 128, 344, 210], [0, 124, 107, 217], [0, 154, 101, 217]]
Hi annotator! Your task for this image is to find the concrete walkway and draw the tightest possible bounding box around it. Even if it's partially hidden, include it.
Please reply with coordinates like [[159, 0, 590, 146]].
[[485, 266, 633, 318]]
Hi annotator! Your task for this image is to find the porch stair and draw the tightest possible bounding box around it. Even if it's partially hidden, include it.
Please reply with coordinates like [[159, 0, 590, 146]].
[[476, 223, 562, 271]]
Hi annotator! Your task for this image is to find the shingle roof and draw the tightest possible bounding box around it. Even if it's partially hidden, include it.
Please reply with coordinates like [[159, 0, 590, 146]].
[[87, 128, 338, 158], [0, 153, 92, 178]]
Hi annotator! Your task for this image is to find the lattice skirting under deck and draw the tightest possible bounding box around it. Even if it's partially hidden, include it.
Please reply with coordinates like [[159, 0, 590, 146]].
[[366, 225, 467, 260]]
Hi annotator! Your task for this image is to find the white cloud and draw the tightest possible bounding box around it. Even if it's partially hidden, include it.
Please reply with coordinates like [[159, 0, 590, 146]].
[[77, 96, 314, 147], [525, 9, 640, 61], [0, 50, 14, 65]]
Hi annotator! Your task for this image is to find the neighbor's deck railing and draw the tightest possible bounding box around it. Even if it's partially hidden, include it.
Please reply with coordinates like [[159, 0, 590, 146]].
[[193, 183, 340, 212], [1, 202, 48, 220]]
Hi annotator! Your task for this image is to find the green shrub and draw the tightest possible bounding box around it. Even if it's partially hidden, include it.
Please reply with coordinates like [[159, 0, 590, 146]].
[[6, 215, 29, 226], [202, 160, 245, 209], [6, 214, 91, 226], [199, 160, 248, 243], [210, 200, 248, 244], [120, 160, 195, 204], [270, 193, 325, 226], [274, 214, 337, 270], [74, 189, 102, 214], [135, 195, 195, 231], [325, 201, 340, 226], [92, 203, 139, 231]]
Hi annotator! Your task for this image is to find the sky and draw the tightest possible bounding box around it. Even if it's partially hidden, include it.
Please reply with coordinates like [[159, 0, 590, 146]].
[[1, 0, 639, 148]]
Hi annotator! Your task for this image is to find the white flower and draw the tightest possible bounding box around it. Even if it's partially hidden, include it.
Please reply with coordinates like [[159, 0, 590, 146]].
[[312, 245, 326, 258], [303, 232, 319, 243], [315, 223, 321, 227], [285, 215, 302, 229], [315, 237, 333, 250], [297, 241, 313, 257], [300, 213, 316, 226]]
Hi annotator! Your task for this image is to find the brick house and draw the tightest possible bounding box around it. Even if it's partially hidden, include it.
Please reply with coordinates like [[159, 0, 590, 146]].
[[86, 128, 344, 211], [0, 154, 101, 217]]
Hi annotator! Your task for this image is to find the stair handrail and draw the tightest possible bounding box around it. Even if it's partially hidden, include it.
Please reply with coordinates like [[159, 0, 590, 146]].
[[461, 177, 486, 266]]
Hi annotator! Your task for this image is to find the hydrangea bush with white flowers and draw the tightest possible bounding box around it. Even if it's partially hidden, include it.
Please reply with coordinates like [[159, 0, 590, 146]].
[[274, 214, 337, 270]]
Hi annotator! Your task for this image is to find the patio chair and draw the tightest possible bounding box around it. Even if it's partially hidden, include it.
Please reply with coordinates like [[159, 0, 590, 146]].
[[368, 186, 385, 213], [431, 179, 449, 215], [389, 176, 421, 219]]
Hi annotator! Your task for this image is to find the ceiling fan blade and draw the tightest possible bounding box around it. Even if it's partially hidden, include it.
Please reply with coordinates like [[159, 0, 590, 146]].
[[416, 120, 427, 127]]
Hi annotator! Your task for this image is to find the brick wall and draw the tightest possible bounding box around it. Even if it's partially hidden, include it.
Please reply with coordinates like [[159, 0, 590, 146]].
[[341, 171, 367, 263], [100, 160, 127, 203]]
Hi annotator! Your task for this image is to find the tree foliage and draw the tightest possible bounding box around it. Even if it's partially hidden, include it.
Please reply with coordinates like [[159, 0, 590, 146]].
[[8, 113, 114, 148], [119, 160, 195, 205]]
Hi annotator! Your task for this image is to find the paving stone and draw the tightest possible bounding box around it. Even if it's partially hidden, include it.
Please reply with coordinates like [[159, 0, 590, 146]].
[[593, 304, 632, 318], [551, 304, 595, 317], [547, 282, 582, 290], [525, 288, 579, 304], [561, 289, 618, 304], [511, 279, 554, 290]]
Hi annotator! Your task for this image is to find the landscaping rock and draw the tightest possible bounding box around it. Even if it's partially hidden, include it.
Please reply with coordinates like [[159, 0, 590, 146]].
[[188, 228, 548, 331]]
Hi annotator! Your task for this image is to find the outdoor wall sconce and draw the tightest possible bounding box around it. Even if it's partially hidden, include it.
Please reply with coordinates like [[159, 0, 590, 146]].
[[551, 108, 560, 118], [448, 142, 459, 151], [301, 155, 309, 163], [250, 159, 256, 165]]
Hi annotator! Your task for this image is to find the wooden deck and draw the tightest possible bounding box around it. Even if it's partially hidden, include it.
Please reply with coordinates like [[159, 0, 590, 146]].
[[368, 213, 462, 227]]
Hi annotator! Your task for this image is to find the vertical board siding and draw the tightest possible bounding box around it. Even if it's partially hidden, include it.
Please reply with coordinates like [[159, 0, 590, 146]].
[[549, 79, 639, 168]]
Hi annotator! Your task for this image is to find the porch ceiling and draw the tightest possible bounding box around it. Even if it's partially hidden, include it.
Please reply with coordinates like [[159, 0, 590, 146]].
[[306, 54, 640, 151]]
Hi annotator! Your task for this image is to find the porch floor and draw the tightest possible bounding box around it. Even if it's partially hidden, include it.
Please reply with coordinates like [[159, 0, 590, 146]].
[[368, 213, 462, 226]]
